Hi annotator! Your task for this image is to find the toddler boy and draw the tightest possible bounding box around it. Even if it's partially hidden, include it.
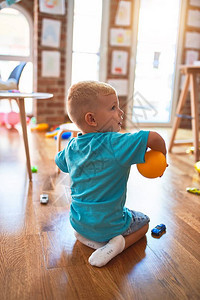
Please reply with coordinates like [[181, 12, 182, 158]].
[[55, 81, 167, 267]]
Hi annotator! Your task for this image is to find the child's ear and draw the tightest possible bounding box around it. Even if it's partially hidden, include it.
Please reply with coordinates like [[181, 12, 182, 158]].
[[85, 112, 97, 127]]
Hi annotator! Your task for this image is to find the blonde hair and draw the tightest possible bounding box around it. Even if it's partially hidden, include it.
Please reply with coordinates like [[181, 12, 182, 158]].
[[67, 81, 116, 126]]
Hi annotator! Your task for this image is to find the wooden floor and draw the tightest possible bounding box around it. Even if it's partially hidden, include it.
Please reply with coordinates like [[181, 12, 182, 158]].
[[0, 125, 200, 300]]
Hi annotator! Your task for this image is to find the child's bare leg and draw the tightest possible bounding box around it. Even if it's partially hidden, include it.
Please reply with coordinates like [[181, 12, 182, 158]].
[[89, 224, 149, 267], [124, 223, 149, 249]]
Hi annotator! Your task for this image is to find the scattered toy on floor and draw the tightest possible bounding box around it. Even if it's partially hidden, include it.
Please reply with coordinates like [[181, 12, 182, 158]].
[[194, 161, 200, 175], [0, 112, 20, 127], [0, 112, 6, 125], [151, 224, 166, 236], [45, 127, 60, 138], [31, 123, 49, 131], [6, 111, 20, 127], [137, 150, 167, 178], [54, 132, 71, 140], [30, 117, 36, 124], [40, 194, 49, 204], [31, 166, 38, 173], [45, 123, 73, 139], [186, 187, 200, 195]]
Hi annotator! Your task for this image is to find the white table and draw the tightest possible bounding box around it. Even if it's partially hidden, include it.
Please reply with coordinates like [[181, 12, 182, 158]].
[[0, 92, 53, 180]]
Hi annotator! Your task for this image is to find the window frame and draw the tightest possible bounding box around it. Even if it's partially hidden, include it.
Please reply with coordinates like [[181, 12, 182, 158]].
[[65, 0, 110, 109], [0, 4, 33, 63]]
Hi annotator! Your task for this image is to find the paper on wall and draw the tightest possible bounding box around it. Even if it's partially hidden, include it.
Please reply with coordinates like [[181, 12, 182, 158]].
[[185, 32, 200, 49], [42, 51, 60, 77], [41, 19, 61, 48], [110, 28, 131, 46], [187, 10, 200, 27], [39, 0, 65, 15], [190, 0, 200, 7], [115, 1, 131, 26], [185, 50, 199, 64], [107, 79, 128, 96], [111, 50, 128, 75]]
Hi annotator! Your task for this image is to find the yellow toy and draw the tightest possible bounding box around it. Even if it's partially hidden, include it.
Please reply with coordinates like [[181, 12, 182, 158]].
[[31, 123, 49, 131], [194, 161, 200, 174], [45, 129, 59, 138], [137, 150, 167, 179], [186, 146, 200, 154]]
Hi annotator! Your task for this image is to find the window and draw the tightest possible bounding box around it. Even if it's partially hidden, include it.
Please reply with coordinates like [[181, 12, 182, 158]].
[[129, 0, 184, 126], [71, 0, 103, 84], [0, 7, 33, 113]]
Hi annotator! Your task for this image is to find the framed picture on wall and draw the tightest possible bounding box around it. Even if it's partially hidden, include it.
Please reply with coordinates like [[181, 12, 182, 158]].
[[111, 50, 128, 75], [41, 19, 61, 48], [39, 0, 65, 15], [42, 51, 60, 77]]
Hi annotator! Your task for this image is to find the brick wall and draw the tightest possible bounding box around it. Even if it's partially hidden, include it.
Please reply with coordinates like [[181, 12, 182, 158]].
[[32, 0, 67, 126], [107, 0, 134, 128]]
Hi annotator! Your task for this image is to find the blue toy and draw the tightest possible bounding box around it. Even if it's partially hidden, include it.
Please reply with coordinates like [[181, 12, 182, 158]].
[[54, 132, 72, 140], [151, 224, 166, 236]]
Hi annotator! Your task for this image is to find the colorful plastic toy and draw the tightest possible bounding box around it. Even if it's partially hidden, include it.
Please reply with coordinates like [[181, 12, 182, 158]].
[[194, 161, 200, 174], [0, 112, 20, 127], [54, 132, 71, 140], [186, 187, 200, 195], [0, 112, 6, 125], [186, 147, 200, 154], [6, 111, 20, 127], [40, 194, 49, 204], [137, 150, 167, 178], [45, 127, 60, 138], [31, 166, 38, 173], [151, 224, 166, 236], [31, 123, 49, 131]]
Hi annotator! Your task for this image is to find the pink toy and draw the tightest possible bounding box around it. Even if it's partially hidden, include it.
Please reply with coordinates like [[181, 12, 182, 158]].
[[6, 112, 20, 127], [0, 112, 6, 125]]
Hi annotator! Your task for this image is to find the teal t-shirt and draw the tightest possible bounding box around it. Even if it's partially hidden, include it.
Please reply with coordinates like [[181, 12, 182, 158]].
[[55, 130, 149, 242]]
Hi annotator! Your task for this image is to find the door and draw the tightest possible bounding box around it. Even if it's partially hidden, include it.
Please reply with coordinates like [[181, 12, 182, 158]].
[[131, 0, 182, 126]]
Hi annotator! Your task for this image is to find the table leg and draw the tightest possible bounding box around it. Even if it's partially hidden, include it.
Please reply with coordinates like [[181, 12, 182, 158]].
[[17, 98, 32, 181], [190, 73, 200, 162], [168, 74, 190, 152]]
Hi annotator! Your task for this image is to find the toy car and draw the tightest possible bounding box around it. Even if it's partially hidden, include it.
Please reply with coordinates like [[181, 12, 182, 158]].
[[40, 194, 49, 204], [186, 187, 200, 195], [151, 224, 166, 236]]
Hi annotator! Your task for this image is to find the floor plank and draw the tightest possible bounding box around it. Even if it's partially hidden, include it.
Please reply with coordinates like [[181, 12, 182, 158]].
[[0, 126, 200, 299]]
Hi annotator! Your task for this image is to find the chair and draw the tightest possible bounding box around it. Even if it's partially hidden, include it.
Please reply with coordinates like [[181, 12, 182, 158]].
[[8, 62, 27, 87], [0, 62, 27, 110], [57, 122, 80, 173], [168, 65, 200, 161]]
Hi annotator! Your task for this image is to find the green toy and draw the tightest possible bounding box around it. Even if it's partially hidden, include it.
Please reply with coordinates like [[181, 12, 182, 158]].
[[31, 166, 38, 173]]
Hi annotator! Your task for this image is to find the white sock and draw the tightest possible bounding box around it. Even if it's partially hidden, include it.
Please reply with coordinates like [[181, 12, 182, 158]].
[[74, 231, 106, 249], [88, 235, 125, 267]]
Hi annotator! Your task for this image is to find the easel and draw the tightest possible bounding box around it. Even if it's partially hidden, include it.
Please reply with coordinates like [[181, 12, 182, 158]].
[[168, 65, 200, 162]]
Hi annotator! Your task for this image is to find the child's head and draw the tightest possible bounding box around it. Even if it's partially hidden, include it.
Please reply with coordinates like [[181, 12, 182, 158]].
[[67, 81, 124, 133]]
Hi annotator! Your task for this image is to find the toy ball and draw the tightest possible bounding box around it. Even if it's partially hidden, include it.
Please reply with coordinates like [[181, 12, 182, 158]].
[[137, 150, 167, 178], [6, 111, 20, 127], [0, 112, 6, 125]]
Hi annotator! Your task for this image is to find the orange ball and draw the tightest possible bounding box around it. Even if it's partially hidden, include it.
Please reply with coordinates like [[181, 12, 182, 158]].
[[137, 150, 167, 178]]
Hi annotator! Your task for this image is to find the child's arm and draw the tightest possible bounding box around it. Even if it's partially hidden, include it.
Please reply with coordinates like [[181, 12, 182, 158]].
[[55, 150, 69, 173], [147, 131, 167, 156]]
